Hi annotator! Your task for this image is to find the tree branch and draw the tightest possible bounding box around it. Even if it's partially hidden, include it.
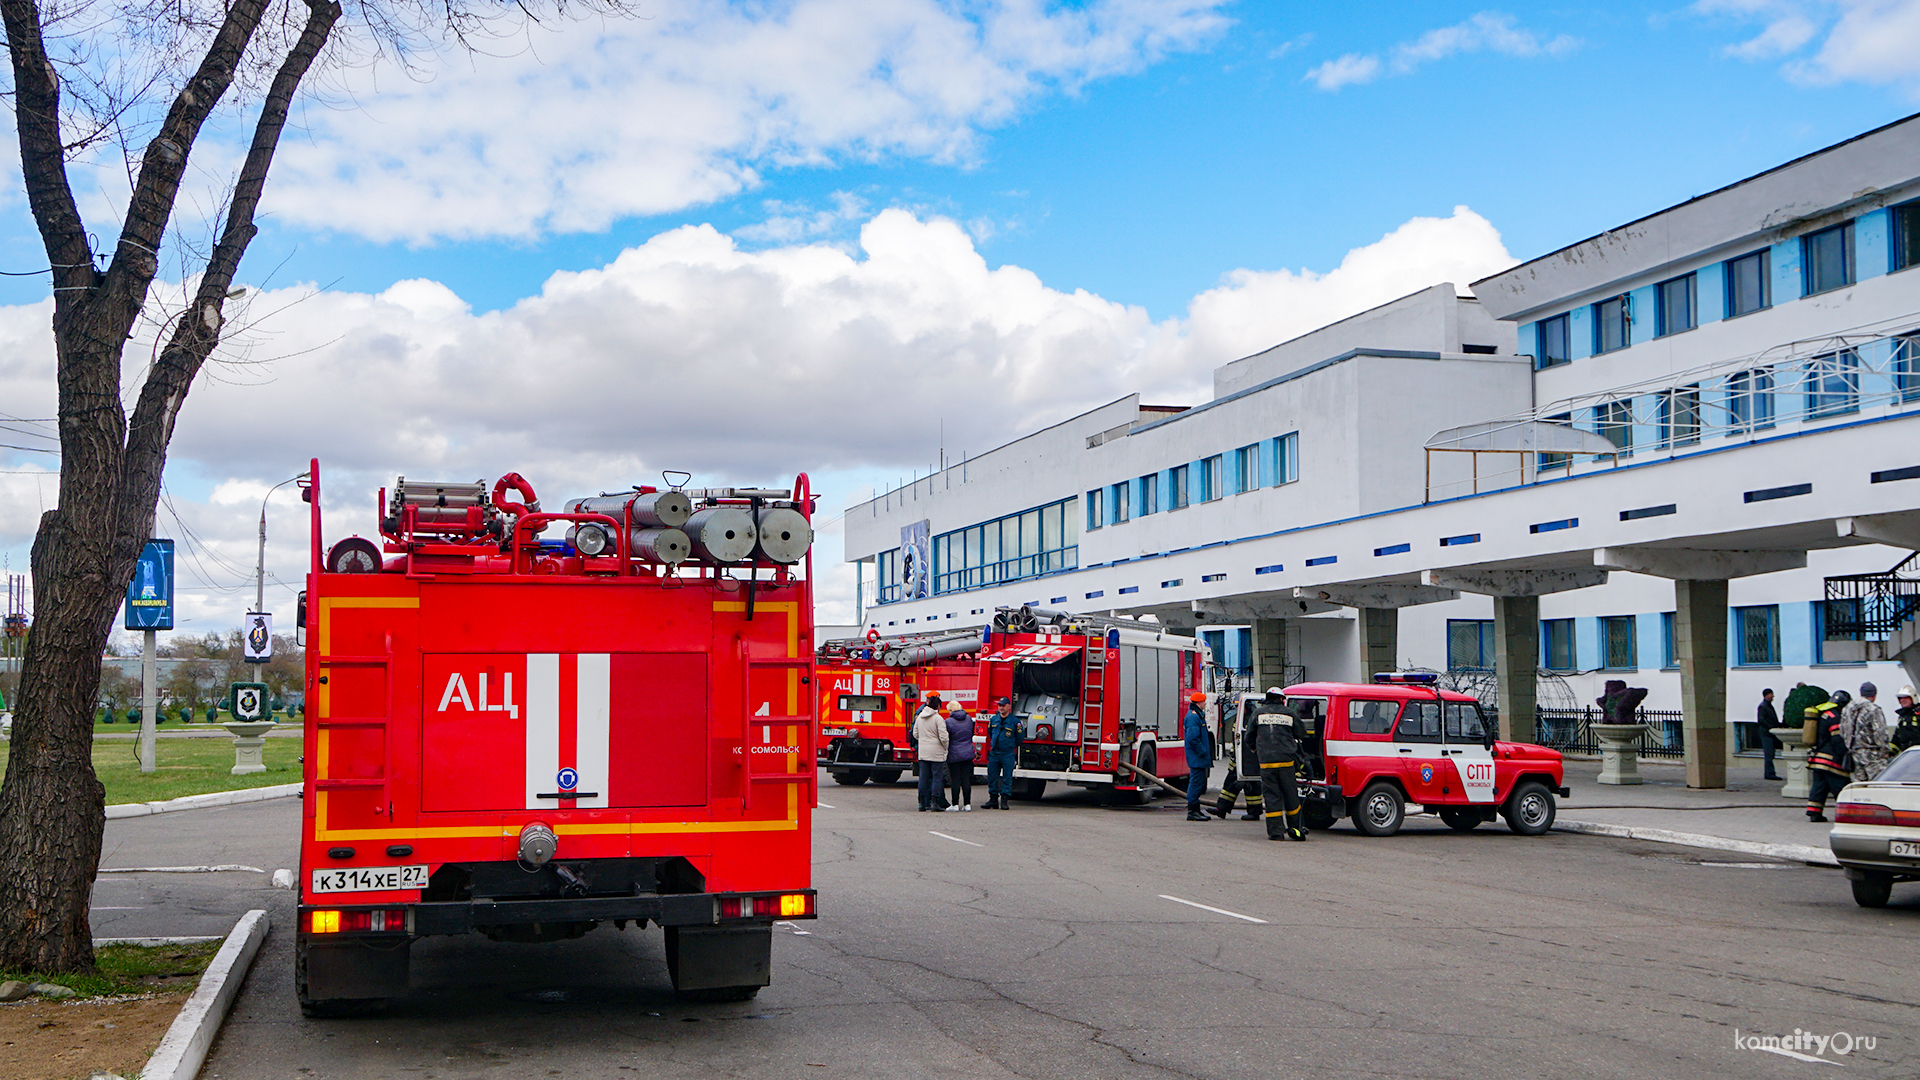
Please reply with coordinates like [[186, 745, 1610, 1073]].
[[120, 0, 342, 546], [1, 0, 96, 303]]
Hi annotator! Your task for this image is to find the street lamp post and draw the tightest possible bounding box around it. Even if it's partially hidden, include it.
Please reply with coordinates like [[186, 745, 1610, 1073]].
[[256, 474, 306, 616]]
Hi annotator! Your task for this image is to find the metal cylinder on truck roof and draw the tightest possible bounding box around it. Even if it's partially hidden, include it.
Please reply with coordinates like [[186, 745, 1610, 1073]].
[[685, 507, 757, 564], [564, 491, 692, 529], [884, 635, 978, 667], [752, 506, 813, 564], [397, 479, 486, 507], [630, 528, 691, 565]]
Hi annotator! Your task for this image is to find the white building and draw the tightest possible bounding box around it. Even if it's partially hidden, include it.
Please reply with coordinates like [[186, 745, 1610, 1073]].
[[846, 114, 1920, 786]]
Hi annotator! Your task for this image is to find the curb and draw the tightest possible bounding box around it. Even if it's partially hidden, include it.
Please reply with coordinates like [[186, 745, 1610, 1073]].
[[107, 784, 301, 820], [138, 909, 269, 1080], [1556, 818, 1839, 866]]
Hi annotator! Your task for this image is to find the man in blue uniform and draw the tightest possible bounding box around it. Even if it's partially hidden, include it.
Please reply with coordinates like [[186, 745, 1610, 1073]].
[[983, 697, 1022, 809], [1183, 691, 1213, 821]]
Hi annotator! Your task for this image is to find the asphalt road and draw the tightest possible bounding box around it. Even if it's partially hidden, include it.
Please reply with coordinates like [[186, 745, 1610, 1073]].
[[99, 778, 1918, 1079]]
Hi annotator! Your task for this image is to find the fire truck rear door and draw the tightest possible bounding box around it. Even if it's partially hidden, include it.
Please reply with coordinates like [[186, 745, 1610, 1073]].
[[421, 652, 709, 812]]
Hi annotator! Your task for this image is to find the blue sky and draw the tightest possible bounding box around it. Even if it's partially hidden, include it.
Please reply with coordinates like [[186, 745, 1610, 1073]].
[[1, 0, 1916, 630]]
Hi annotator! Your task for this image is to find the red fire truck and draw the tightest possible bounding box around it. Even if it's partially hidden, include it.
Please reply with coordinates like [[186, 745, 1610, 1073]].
[[975, 607, 1209, 803], [295, 461, 818, 1014], [816, 630, 980, 786]]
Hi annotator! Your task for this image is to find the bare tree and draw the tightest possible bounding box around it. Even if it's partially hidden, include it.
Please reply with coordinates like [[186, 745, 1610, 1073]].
[[0, 0, 632, 972]]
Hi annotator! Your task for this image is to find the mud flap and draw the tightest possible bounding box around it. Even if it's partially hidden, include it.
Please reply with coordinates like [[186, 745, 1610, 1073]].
[[664, 925, 771, 991], [299, 937, 411, 1000]]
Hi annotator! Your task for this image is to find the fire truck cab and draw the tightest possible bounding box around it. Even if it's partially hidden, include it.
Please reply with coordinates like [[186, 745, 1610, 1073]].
[[295, 462, 818, 1014], [1227, 673, 1568, 836]]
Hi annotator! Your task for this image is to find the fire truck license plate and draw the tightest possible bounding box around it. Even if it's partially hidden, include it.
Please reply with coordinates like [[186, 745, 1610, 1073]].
[[310, 865, 429, 894]]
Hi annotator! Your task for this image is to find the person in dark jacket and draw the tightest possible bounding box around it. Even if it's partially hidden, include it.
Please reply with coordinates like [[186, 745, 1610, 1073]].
[[1255, 688, 1306, 841], [1894, 688, 1920, 754], [1182, 691, 1213, 821], [944, 704, 976, 811], [1756, 688, 1782, 780], [983, 697, 1021, 809], [1805, 701, 1852, 822], [1209, 698, 1264, 820]]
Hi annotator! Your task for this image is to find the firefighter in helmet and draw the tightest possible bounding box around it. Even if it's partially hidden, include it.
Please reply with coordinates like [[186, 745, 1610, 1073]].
[[1255, 687, 1307, 841], [1208, 695, 1263, 820]]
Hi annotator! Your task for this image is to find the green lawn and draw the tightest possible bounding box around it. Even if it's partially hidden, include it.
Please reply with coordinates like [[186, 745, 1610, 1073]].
[[0, 733, 304, 805], [0, 940, 221, 997]]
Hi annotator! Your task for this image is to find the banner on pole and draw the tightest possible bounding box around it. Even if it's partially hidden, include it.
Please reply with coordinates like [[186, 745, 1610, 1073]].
[[125, 540, 174, 631], [243, 612, 273, 663]]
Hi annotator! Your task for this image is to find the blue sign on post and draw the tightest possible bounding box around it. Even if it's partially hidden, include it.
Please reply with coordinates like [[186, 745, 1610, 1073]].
[[125, 539, 174, 631]]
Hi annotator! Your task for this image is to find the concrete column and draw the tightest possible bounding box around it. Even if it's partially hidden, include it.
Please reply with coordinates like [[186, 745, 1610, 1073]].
[[1358, 608, 1398, 683], [1675, 578, 1729, 789], [1492, 595, 1539, 743], [1250, 617, 1288, 690]]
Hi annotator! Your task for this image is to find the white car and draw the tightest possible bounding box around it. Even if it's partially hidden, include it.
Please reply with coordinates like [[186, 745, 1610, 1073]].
[[1830, 746, 1920, 907]]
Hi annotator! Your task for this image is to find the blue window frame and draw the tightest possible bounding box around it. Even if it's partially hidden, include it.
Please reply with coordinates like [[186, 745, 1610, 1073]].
[[1447, 619, 1493, 671], [1275, 432, 1299, 485], [1111, 481, 1129, 523], [933, 497, 1078, 595], [1597, 399, 1633, 454], [1593, 295, 1629, 354], [1655, 274, 1695, 337], [1659, 384, 1699, 448], [1805, 349, 1859, 418], [1542, 618, 1576, 672], [1138, 473, 1159, 516], [1600, 616, 1636, 670], [1169, 464, 1189, 510], [1201, 455, 1223, 501], [1537, 411, 1573, 472], [1896, 200, 1920, 273], [1726, 249, 1771, 316], [1735, 605, 1780, 666], [877, 548, 901, 604], [1803, 222, 1854, 295], [1660, 611, 1676, 669], [1233, 444, 1259, 492], [1896, 336, 1920, 403], [1536, 314, 1570, 369], [1085, 487, 1103, 530], [1727, 368, 1775, 431]]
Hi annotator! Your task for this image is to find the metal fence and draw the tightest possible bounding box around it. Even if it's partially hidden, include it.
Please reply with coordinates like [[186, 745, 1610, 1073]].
[[1530, 706, 1687, 759]]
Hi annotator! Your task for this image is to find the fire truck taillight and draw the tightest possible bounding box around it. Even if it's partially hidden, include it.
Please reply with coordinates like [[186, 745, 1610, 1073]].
[[717, 893, 814, 919], [310, 909, 406, 933]]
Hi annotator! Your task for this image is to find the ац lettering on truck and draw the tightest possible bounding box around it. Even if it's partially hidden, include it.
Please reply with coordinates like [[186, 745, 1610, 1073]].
[[295, 460, 818, 1014]]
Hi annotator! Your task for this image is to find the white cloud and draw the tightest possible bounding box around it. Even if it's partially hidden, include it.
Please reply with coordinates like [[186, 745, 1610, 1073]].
[[1304, 52, 1380, 90], [1305, 10, 1576, 91], [244, 0, 1230, 242], [735, 192, 871, 243], [1701, 0, 1920, 94], [0, 204, 1514, 630]]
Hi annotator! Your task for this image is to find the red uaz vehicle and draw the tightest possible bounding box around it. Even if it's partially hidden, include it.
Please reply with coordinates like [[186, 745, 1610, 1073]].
[[295, 461, 818, 1014], [1228, 673, 1568, 836]]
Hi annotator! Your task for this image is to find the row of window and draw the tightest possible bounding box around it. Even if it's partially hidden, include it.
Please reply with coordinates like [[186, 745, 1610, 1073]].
[[929, 497, 1079, 596], [1447, 602, 1858, 673], [1087, 432, 1299, 530], [1537, 336, 1918, 469], [1534, 202, 1920, 370]]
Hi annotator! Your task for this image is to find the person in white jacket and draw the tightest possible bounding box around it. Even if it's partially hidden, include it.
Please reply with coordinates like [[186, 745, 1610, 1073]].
[[914, 694, 951, 811]]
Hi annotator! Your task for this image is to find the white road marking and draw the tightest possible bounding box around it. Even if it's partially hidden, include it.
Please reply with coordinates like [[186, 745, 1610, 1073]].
[[1159, 894, 1268, 924], [774, 920, 813, 936], [816, 803, 835, 809], [928, 831, 983, 847], [1750, 1045, 1844, 1066], [97, 865, 264, 874]]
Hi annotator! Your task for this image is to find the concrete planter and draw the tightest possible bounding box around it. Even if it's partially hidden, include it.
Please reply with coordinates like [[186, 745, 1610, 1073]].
[[222, 721, 276, 775], [1592, 723, 1646, 786], [1770, 726, 1811, 800]]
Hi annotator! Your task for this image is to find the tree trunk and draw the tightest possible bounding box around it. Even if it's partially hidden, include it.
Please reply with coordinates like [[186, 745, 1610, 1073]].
[[0, 0, 339, 972]]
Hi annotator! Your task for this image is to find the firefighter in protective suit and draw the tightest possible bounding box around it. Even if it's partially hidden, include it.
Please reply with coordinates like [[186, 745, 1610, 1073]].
[[1255, 688, 1307, 841], [1208, 697, 1263, 820]]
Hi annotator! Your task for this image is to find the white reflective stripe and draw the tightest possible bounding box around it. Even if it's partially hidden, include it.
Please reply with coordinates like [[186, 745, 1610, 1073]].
[[1325, 738, 1443, 760], [525, 654, 560, 809], [575, 654, 610, 809]]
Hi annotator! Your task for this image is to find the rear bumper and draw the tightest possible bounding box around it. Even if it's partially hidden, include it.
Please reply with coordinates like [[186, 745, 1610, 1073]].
[[299, 888, 817, 938], [820, 738, 909, 769], [1831, 832, 1920, 877]]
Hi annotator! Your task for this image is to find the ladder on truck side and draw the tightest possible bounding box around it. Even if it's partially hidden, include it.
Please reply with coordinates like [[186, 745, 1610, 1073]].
[[310, 636, 393, 820], [1079, 639, 1106, 770], [741, 650, 816, 811]]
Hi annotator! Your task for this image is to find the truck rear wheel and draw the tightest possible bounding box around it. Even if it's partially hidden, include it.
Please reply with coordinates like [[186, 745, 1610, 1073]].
[[1011, 778, 1047, 801], [872, 769, 903, 785], [1115, 745, 1156, 806], [296, 938, 403, 1018], [831, 769, 871, 786]]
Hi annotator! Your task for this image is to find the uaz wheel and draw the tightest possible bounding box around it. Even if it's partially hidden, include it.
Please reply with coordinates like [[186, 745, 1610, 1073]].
[[1352, 782, 1404, 837], [1503, 781, 1556, 836], [1439, 807, 1482, 832]]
